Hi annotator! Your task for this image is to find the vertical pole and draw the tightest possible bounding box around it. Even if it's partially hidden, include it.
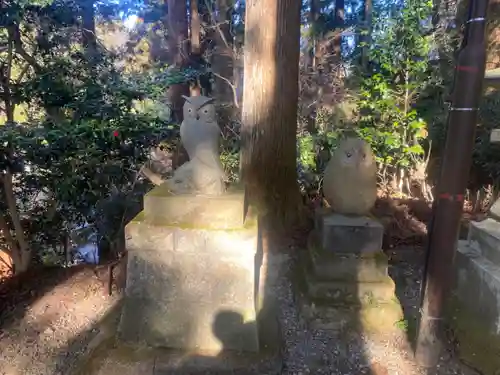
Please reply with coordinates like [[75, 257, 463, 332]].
[[414, 0, 490, 367]]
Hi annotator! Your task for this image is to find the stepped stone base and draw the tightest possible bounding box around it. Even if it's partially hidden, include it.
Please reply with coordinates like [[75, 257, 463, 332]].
[[298, 210, 403, 334], [301, 300, 403, 333], [305, 273, 397, 306], [447, 240, 500, 375], [308, 235, 389, 282]]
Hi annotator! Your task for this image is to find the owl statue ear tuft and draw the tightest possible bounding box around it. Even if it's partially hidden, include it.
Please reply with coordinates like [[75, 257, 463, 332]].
[[182, 95, 190, 102]]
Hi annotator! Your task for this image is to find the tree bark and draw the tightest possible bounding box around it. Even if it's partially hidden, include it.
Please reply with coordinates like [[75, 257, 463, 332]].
[[1, 172, 31, 274], [81, 0, 97, 59], [241, 0, 303, 230], [333, 0, 345, 58], [190, 0, 201, 55], [166, 0, 190, 123], [309, 0, 320, 69], [360, 0, 372, 70]]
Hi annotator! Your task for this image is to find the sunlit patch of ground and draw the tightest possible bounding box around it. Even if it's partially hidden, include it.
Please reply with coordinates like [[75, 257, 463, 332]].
[[0, 267, 119, 375]]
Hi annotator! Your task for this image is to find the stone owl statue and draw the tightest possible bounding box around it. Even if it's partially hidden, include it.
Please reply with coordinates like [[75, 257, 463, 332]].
[[164, 95, 226, 195], [322, 137, 377, 216]]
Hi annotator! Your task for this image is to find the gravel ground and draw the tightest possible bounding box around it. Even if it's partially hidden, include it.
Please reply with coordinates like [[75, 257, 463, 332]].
[[0, 248, 483, 375], [274, 247, 481, 375]]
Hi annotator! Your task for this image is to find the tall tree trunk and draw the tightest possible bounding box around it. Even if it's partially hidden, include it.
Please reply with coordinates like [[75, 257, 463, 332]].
[[190, 0, 201, 55], [189, 0, 202, 96], [241, 0, 303, 229], [360, 0, 372, 70], [166, 0, 190, 123], [309, 0, 320, 69], [333, 0, 345, 59], [212, 0, 234, 105], [81, 0, 98, 60]]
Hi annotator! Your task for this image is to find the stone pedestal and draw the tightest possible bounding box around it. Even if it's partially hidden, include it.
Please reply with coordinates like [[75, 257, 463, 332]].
[[118, 187, 262, 353], [298, 209, 403, 333], [446, 203, 500, 375]]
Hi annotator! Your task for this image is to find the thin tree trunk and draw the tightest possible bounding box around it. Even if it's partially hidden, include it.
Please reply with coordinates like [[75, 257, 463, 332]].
[[81, 0, 97, 59], [360, 0, 372, 70], [333, 0, 345, 59], [1, 172, 31, 274], [241, 0, 303, 230], [189, 0, 202, 96], [212, 0, 234, 105], [166, 0, 190, 123], [190, 0, 201, 55], [309, 0, 320, 69]]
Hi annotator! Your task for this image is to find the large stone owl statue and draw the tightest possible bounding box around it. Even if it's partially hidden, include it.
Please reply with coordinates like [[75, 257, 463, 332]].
[[322, 137, 377, 215], [164, 95, 226, 195]]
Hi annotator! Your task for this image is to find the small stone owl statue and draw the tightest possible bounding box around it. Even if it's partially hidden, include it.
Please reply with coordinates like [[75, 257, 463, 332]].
[[165, 95, 226, 195], [322, 137, 377, 216]]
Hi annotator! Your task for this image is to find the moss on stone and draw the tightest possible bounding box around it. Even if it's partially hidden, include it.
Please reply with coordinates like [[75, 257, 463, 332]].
[[129, 207, 258, 232], [358, 300, 404, 334], [446, 296, 500, 375]]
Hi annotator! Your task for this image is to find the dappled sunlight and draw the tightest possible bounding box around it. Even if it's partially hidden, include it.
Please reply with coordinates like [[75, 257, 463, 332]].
[[0, 267, 120, 375]]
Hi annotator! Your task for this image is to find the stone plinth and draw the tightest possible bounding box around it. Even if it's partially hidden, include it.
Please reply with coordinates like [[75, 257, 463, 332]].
[[143, 184, 246, 229], [307, 234, 389, 282], [315, 210, 384, 255], [447, 240, 500, 375], [118, 188, 260, 353]]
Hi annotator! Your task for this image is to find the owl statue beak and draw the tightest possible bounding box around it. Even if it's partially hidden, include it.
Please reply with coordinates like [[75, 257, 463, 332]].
[[196, 115, 200, 120]]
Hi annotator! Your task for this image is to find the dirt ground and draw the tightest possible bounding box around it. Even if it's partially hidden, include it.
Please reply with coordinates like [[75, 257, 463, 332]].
[[0, 197, 487, 375]]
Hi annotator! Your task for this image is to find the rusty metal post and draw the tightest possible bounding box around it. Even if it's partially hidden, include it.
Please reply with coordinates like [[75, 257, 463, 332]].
[[414, 0, 490, 367]]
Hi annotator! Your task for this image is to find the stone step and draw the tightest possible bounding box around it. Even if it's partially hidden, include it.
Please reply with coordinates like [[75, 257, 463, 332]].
[[467, 218, 500, 265], [301, 300, 404, 334], [304, 273, 397, 306], [314, 208, 383, 255], [306, 233, 389, 282]]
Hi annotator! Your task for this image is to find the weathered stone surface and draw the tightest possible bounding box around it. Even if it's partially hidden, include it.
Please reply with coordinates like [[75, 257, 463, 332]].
[[489, 196, 500, 221], [308, 236, 388, 282], [468, 218, 500, 265], [302, 300, 403, 333], [315, 212, 384, 254], [305, 274, 396, 306], [322, 137, 377, 216], [143, 184, 246, 229], [119, 213, 259, 352], [448, 240, 500, 375]]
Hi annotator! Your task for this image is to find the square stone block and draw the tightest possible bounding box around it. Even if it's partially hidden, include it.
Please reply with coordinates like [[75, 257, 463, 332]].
[[316, 212, 384, 254], [119, 214, 259, 352], [468, 218, 500, 265], [143, 184, 246, 229]]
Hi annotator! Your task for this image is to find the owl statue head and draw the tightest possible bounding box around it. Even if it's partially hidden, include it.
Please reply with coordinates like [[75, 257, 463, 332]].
[[182, 95, 217, 124], [333, 137, 375, 169]]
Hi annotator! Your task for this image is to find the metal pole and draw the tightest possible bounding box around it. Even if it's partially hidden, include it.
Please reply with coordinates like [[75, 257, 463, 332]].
[[414, 0, 489, 367]]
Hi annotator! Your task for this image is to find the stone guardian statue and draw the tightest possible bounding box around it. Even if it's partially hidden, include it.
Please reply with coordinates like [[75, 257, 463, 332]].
[[163, 95, 226, 195], [322, 136, 377, 215]]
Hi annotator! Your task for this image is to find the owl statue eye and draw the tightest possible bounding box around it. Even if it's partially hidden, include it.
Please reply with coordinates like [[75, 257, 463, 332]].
[[203, 108, 209, 114], [188, 108, 193, 113], [346, 152, 352, 158]]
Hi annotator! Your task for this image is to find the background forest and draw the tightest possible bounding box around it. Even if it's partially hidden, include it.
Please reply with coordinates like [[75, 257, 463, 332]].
[[1, 0, 500, 276]]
